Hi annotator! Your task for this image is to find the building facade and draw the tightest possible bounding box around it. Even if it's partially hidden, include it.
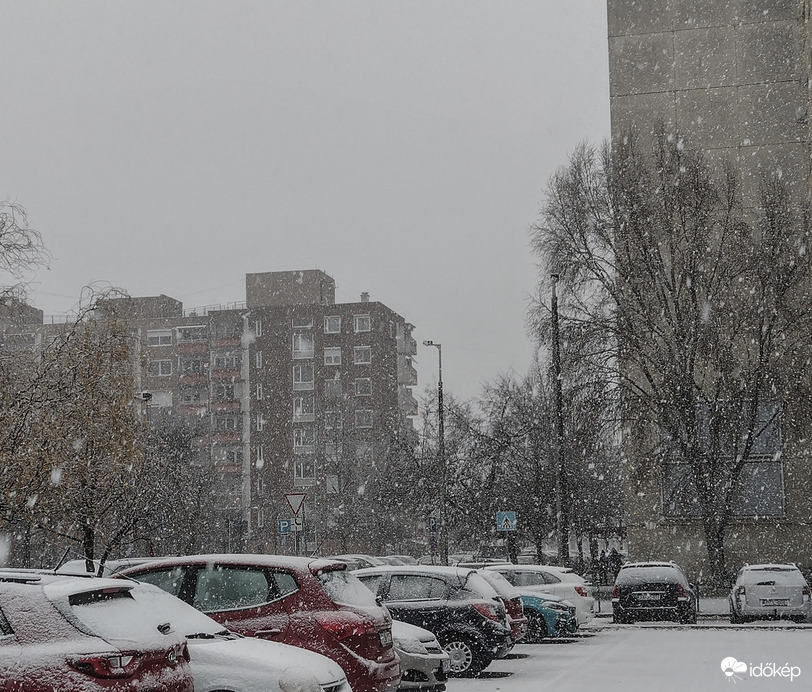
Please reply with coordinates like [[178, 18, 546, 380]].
[[2, 271, 417, 556], [607, 0, 812, 574]]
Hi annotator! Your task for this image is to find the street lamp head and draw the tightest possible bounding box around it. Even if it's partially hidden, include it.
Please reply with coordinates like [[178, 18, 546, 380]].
[[423, 340, 434, 346]]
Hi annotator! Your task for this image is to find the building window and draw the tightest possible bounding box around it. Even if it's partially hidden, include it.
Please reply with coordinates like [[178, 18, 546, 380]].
[[661, 401, 783, 517], [355, 409, 373, 429], [254, 319, 262, 337], [324, 378, 342, 399], [354, 314, 371, 333], [179, 385, 206, 404], [324, 443, 343, 462], [177, 326, 207, 343], [324, 347, 342, 366], [214, 415, 242, 432], [221, 447, 243, 464], [325, 411, 342, 431], [256, 508, 265, 529], [255, 351, 263, 369], [213, 351, 242, 370], [256, 414, 265, 432], [353, 346, 372, 365], [293, 393, 315, 421], [324, 316, 341, 334], [179, 357, 204, 374], [294, 456, 316, 483], [293, 363, 314, 390], [292, 332, 314, 359], [213, 320, 241, 340], [356, 442, 373, 461], [149, 360, 172, 377], [147, 329, 172, 347], [292, 316, 313, 329], [256, 445, 265, 469], [214, 382, 239, 401], [294, 427, 315, 453], [256, 383, 263, 400], [355, 378, 372, 396]]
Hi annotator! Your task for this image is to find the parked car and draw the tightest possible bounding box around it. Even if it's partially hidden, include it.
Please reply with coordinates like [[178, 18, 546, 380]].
[[328, 554, 388, 570], [118, 580, 353, 692], [116, 554, 400, 692], [729, 564, 812, 623], [56, 556, 160, 577], [0, 571, 194, 691], [477, 569, 528, 647], [386, 555, 419, 566], [391, 620, 449, 691], [482, 564, 594, 626], [611, 561, 697, 624], [354, 565, 512, 677], [518, 591, 577, 641]]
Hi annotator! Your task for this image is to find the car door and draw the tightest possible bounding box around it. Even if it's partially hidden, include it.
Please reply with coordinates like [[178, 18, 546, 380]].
[[379, 573, 451, 633], [190, 563, 292, 642]]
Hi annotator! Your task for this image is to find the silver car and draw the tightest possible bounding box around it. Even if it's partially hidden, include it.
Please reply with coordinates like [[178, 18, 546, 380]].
[[391, 620, 450, 691], [729, 564, 812, 623]]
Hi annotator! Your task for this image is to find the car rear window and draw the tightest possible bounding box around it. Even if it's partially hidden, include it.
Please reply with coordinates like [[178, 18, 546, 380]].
[[68, 589, 172, 641], [616, 567, 682, 584], [744, 567, 806, 586], [459, 572, 500, 600], [132, 567, 186, 597], [317, 568, 380, 607]]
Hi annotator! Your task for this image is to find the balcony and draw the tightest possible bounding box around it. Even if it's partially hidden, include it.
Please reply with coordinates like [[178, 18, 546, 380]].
[[399, 388, 418, 417], [398, 360, 418, 386], [398, 334, 417, 356]]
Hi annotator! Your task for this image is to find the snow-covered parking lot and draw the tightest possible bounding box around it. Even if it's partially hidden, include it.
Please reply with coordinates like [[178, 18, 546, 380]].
[[446, 621, 812, 691]]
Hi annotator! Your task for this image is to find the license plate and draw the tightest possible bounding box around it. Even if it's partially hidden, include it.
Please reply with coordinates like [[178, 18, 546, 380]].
[[635, 593, 661, 601], [442, 658, 451, 673], [379, 628, 393, 647], [761, 598, 789, 607]]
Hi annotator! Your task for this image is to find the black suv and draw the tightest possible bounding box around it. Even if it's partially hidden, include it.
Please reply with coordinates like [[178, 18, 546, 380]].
[[611, 561, 697, 624], [354, 565, 513, 677]]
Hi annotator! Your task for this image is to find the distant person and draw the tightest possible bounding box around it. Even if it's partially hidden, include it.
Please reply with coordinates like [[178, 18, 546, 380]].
[[598, 550, 608, 585], [608, 548, 623, 581]]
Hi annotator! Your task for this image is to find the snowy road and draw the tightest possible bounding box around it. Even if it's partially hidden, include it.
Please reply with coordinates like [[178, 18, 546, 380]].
[[445, 622, 812, 691]]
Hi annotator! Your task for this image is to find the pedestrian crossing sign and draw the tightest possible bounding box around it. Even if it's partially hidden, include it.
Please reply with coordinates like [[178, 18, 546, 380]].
[[496, 511, 517, 532]]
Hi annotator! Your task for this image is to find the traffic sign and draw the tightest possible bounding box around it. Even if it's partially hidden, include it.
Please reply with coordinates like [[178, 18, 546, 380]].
[[427, 516, 438, 534], [496, 511, 517, 532], [284, 493, 307, 516], [277, 517, 304, 534]]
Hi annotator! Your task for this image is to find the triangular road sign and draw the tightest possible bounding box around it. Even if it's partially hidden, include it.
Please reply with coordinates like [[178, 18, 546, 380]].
[[285, 493, 307, 516], [501, 516, 513, 530]]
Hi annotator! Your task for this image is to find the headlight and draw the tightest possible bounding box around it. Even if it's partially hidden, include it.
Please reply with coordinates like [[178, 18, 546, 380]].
[[278, 666, 321, 692], [394, 637, 429, 655]]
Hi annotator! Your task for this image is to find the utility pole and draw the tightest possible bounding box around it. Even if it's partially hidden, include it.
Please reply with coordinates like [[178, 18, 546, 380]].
[[551, 274, 570, 565]]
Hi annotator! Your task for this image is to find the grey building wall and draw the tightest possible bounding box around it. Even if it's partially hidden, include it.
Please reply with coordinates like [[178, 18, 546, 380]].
[[608, 0, 811, 203]]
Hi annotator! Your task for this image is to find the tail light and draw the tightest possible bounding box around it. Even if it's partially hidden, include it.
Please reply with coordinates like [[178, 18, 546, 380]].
[[737, 585, 746, 597], [574, 586, 588, 598], [471, 602, 503, 622], [67, 652, 142, 679], [611, 585, 620, 601], [675, 583, 689, 602], [315, 612, 377, 641], [803, 586, 810, 600]]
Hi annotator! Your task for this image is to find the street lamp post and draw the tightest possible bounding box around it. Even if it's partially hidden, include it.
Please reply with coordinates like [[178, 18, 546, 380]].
[[423, 340, 448, 566], [550, 274, 570, 565]]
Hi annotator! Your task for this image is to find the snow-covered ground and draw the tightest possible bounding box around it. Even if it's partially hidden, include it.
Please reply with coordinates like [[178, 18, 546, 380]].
[[447, 622, 812, 691]]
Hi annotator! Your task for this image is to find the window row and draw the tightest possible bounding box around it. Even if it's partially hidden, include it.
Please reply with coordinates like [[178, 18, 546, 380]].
[[291, 338, 372, 364], [180, 383, 243, 403], [288, 315, 371, 334], [292, 414, 373, 449], [252, 443, 374, 485], [148, 352, 242, 377]]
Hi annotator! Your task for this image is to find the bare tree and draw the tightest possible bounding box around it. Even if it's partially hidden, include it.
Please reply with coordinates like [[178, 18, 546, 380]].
[[530, 130, 812, 585]]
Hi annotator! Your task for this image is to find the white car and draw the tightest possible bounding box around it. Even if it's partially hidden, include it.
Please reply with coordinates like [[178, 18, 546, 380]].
[[74, 580, 353, 692], [391, 620, 449, 690], [483, 564, 594, 626], [729, 564, 812, 623]]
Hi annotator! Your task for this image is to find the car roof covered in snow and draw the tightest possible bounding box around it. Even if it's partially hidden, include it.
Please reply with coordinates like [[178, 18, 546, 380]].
[[114, 553, 349, 574]]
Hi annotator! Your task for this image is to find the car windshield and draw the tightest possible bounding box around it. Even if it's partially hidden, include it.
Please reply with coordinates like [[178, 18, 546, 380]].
[[317, 567, 379, 607], [70, 583, 227, 639]]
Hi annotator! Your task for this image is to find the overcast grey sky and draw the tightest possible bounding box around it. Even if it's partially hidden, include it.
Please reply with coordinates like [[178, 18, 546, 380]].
[[0, 1, 610, 402]]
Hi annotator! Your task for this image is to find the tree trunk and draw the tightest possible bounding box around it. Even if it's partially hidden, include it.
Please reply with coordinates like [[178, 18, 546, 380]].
[[702, 515, 728, 589]]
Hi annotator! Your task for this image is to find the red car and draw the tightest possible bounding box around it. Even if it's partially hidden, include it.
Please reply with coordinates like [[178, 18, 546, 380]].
[[116, 554, 401, 692], [0, 572, 194, 691], [478, 569, 528, 647]]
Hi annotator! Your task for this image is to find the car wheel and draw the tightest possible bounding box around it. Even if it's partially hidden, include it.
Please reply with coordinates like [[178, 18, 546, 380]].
[[440, 634, 487, 677], [525, 611, 548, 643]]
